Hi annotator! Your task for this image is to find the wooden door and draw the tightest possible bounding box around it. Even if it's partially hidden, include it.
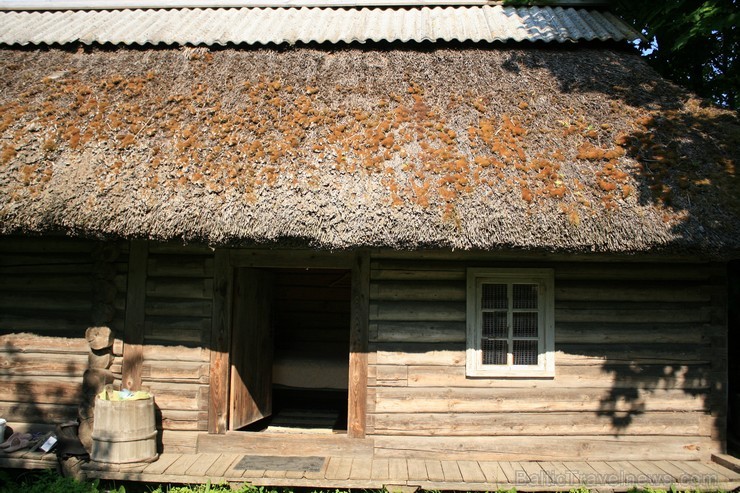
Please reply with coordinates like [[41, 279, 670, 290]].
[[229, 268, 274, 430]]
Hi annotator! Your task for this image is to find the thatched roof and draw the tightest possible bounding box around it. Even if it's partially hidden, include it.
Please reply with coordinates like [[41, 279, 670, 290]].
[[0, 45, 738, 253]]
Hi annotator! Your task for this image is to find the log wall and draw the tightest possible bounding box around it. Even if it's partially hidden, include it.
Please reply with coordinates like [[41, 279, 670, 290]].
[[367, 256, 727, 461], [0, 236, 127, 430], [112, 242, 214, 453]]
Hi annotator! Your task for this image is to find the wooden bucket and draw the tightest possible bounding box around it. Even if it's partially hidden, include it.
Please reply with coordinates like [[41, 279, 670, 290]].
[[91, 396, 158, 463]]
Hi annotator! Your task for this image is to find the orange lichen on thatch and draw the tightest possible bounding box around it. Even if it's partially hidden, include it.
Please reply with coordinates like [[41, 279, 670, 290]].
[[5, 48, 736, 236]]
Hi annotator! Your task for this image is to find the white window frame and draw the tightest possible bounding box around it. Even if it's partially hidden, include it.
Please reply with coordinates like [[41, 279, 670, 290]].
[[466, 268, 555, 378]]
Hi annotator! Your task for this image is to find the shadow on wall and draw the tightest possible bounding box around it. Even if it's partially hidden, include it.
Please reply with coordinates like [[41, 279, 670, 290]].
[[498, 47, 735, 445], [0, 340, 82, 429]]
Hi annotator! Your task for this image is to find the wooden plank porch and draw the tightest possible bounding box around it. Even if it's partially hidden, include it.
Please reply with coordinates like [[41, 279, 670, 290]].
[[80, 454, 740, 492]]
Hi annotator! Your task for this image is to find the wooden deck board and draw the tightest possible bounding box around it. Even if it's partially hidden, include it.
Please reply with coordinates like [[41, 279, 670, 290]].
[[498, 461, 518, 483], [519, 461, 546, 484], [166, 454, 202, 477], [335, 457, 354, 481], [479, 461, 506, 483], [388, 458, 408, 481], [425, 460, 445, 482], [440, 460, 463, 482], [629, 460, 674, 481], [655, 460, 690, 480], [61, 452, 740, 492], [205, 454, 241, 477], [185, 453, 221, 477], [701, 460, 740, 480], [349, 458, 372, 480], [141, 453, 180, 475], [406, 458, 428, 481], [370, 458, 389, 481]]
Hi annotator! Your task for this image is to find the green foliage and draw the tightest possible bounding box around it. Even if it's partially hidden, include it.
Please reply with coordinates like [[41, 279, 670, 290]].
[[613, 0, 739, 110], [0, 470, 100, 493]]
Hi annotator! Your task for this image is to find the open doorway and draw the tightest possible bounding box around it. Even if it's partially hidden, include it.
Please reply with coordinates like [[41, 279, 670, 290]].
[[229, 267, 351, 434]]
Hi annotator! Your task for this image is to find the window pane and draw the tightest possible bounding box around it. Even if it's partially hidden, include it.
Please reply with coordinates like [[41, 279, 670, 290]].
[[513, 340, 538, 365], [482, 311, 508, 338], [513, 284, 538, 309], [483, 339, 507, 365], [482, 283, 507, 309], [512, 312, 538, 338]]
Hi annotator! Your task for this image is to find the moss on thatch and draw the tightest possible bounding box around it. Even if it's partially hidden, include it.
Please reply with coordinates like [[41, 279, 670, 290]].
[[0, 45, 738, 253]]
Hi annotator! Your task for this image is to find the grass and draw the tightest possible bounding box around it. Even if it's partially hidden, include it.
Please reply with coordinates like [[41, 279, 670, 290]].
[[0, 470, 727, 493]]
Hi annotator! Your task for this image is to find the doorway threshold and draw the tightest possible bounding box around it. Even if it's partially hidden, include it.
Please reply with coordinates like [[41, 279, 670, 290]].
[[196, 431, 374, 458]]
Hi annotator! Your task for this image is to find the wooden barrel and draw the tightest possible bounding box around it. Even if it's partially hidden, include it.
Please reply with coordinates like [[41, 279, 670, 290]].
[[91, 396, 158, 463]]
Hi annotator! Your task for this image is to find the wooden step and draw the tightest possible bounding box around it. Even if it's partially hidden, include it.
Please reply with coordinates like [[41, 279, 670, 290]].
[[196, 431, 374, 458]]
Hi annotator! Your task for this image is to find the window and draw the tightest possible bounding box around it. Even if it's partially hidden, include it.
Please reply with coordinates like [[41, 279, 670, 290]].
[[466, 268, 554, 377]]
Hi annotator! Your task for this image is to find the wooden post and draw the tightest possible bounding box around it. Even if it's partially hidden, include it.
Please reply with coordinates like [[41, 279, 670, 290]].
[[208, 249, 232, 434], [121, 240, 148, 391], [348, 251, 370, 438]]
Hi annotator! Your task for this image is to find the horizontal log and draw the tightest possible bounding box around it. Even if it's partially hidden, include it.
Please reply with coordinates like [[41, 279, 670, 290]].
[[373, 387, 708, 413], [401, 364, 711, 390], [144, 329, 203, 345], [0, 254, 94, 268], [372, 435, 712, 461], [0, 293, 92, 313], [555, 304, 711, 324], [0, 236, 96, 253], [374, 343, 465, 366], [371, 321, 466, 343], [0, 402, 78, 423], [0, 378, 82, 405], [146, 278, 214, 300], [158, 410, 209, 431], [370, 411, 707, 436], [148, 255, 215, 278], [0, 262, 94, 275], [370, 258, 712, 279], [144, 382, 208, 411], [159, 430, 200, 454], [554, 263, 714, 281], [370, 301, 465, 322], [0, 274, 92, 293], [110, 361, 209, 383], [0, 353, 88, 377], [0, 333, 89, 354], [145, 299, 213, 317], [370, 281, 466, 302], [144, 316, 209, 343], [142, 344, 209, 362], [556, 344, 712, 365], [555, 281, 712, 303], [555, 323, 716, 344], [375, 365, 409, 386], [0, 313, 102, 334]]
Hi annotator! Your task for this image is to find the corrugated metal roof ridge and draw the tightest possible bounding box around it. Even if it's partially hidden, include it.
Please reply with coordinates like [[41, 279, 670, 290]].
[[0, 5, 642, 46]]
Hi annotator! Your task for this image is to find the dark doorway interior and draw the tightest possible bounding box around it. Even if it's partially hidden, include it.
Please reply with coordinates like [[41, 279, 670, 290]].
[[242, 268, 351, 433]]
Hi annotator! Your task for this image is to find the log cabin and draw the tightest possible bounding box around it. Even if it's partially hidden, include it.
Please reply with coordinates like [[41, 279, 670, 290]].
[[0, 0, 739, 489]]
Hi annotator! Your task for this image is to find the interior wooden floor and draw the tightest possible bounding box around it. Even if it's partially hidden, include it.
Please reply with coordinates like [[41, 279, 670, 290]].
[[80, 454, 740, 492]]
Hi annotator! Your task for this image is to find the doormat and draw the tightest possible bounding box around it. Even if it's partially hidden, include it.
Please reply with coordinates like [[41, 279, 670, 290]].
[[234, 455, 326, 472]]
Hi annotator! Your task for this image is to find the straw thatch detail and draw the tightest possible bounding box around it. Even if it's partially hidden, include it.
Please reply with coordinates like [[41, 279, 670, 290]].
[[0, 46, 738, 253]]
